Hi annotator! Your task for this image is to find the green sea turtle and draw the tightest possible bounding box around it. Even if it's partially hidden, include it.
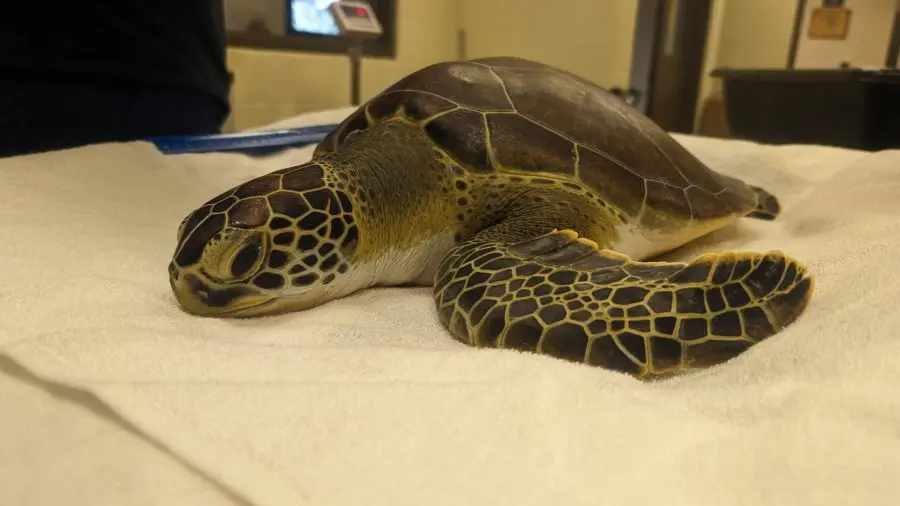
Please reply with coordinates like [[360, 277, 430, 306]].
[[168, 57, 813, 379]]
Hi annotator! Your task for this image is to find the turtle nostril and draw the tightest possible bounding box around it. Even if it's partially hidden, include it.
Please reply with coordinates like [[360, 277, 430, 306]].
[[168, 262, 179, 280], [184, 274, 211, 301]]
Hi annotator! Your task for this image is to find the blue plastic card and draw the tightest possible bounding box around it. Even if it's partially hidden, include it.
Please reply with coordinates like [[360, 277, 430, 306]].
[[148, 124, 340, 155]]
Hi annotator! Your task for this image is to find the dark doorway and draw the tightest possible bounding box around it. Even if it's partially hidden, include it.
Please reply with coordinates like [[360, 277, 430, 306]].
[[887, 6, 900, 68], [626, 0, 712, 134]]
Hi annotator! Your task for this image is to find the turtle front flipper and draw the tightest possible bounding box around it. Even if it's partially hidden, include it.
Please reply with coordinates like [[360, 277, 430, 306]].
[[433, 228, 813, 380]]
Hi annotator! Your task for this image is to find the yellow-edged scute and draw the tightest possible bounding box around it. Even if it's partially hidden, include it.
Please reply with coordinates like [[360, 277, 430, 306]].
[[315, 56, 759, 227]]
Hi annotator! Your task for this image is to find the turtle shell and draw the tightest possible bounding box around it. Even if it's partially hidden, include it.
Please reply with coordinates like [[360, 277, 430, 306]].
[[315, 57, 757, 223]]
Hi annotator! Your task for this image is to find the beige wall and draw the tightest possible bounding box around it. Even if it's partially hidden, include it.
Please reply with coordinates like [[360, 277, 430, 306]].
[[701, 0, 895, 76], [694, 0, 729, 128], [716, 0, 798, 69], [227, 0, 897, 134], [226, 0, 459, 130], [695, 0, 896, 130], [794, 0, 895, 68], [699, 0, 798, 97], [227, 0, 639, 131], [459, 0, 637, 89], [695, 0, 798, 130]]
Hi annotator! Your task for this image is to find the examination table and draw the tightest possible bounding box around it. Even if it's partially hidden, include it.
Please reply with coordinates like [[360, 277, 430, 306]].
[[2, 106, 899, 506]]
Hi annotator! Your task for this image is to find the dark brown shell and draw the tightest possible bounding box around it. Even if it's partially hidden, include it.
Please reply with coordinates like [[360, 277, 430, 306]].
[[315, 57, 757, 221]]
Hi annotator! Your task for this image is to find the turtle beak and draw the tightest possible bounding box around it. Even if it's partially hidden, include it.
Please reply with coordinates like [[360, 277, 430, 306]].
[[169, 264, 272, 317]]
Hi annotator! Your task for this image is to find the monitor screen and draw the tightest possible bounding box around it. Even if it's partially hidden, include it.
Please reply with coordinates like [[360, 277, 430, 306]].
[[289, 0, 340, 36]]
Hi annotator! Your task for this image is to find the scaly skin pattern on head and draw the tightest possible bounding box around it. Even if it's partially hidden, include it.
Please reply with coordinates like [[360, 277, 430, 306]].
[[169, 118, 449, 317], [169, 117, 623, 316], [169, 117, 813, 379]]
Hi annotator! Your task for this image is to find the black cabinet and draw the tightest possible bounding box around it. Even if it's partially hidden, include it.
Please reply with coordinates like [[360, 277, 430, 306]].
[[712, 68, 900, 151]]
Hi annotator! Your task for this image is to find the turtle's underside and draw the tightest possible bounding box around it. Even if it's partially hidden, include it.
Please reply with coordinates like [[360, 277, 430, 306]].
[[168, 57, 813, 380]]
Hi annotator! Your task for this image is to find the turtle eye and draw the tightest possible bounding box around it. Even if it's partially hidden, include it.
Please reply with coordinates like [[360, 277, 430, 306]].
[[229, 240, 264, 279], [203, 230, 268, 283]]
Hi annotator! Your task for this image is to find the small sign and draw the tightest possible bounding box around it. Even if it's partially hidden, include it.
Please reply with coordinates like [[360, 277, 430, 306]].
[[808, 7, 852, 40]]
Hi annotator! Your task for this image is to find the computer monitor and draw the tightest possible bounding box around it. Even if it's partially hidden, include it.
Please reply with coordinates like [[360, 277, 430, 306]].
[[288, 0, 341, 36]]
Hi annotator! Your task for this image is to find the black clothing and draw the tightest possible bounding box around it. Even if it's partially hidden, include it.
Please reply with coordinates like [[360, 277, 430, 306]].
[[0, 1, 231, 157]]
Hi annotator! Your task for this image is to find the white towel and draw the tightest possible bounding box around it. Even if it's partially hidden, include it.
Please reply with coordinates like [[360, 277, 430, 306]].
[[2, 107, 900, 506]]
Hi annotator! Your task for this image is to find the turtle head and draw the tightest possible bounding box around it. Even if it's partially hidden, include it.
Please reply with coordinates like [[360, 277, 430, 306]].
[[168, 163, 361, 318]]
